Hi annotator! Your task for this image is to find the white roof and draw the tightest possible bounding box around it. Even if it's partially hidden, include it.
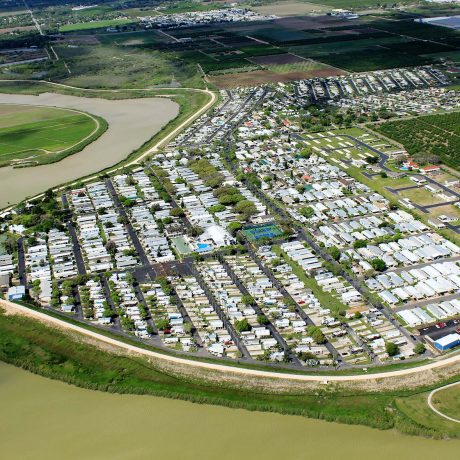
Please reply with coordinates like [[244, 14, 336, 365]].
[[435, 333, 460, 347]]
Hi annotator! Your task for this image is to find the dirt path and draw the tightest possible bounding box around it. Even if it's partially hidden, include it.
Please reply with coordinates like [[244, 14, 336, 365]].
[[2, 298, 460, 384], [427, 381, 460, 424]]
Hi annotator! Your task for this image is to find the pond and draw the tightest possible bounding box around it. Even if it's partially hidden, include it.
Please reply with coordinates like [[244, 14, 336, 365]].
[[0, 92, 178, 208]]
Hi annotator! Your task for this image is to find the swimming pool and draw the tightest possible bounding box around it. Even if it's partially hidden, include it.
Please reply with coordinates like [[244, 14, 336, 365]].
[[197, 243, 213, 252]]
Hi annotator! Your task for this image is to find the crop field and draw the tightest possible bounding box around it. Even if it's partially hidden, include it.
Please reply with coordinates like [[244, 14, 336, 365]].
[[0, 104, 100, 168], [6, 5, 460, 90], [372, 112, 460, 170]]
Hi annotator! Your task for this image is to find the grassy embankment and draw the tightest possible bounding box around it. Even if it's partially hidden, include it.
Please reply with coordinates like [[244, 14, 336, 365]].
[[0, 306, 459, 439]]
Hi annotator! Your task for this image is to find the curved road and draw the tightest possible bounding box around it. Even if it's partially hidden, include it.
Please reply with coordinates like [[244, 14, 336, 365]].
[[2, 299, 460, 383], [427, 381, 460, 424]]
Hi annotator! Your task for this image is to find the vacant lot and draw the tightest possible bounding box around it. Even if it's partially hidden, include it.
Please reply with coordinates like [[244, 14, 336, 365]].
[[0, 104, 100, 168]]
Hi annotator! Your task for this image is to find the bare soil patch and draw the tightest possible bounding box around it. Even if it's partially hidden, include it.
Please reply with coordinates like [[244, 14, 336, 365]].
[[210, 66, 344, 88], [277, 15, 358, 30], [61, 34, 100, 45], [0, 25, 35, 34]]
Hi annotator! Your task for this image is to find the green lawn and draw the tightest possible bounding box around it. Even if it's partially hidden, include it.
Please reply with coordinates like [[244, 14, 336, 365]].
[[59, 19, 135, 32], [396, 389, 460, 438], [430, 384, 460, 420], [0, 105, 102, 167]]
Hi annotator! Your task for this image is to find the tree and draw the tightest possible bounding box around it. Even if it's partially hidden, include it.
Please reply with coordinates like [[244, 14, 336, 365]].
[[208, 204, 226, 214], [257, 314, 270, 325], [234, 200, 257, 221], [371, 258, 387, 272], [4, 235, 17, 255], [156, 318, 170, 331], [308, 326, 326, 344], [414, 342, 426, 355], [228, 221, 243, 236], [366, 156, 379, 164], [242, 294, 255, 306], [299, 206, 314, 219], [234, 318, 251, 333], [171, 207, 185, 218], [125, 271, 135, 285], [299, 147, 311, 159], [353, 240, 367, 249], [298, 351, 317, 361], [189, 225, 204, 237], [105, 240, 117, 255], [386, 341, 400, 357], [329, 246, 341, 261]]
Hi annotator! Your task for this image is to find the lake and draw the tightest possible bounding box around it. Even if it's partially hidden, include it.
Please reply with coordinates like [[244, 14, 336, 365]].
[[0, 93, 178, 208], [0, 361, 458, 460]]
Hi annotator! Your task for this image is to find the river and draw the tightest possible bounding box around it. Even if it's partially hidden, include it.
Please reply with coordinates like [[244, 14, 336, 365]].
[[0, 362, 458, 460], [0, 93, 178, 208]]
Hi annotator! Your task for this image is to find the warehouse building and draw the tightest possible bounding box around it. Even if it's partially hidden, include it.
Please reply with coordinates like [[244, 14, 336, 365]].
[[433, 333, 460, 351]]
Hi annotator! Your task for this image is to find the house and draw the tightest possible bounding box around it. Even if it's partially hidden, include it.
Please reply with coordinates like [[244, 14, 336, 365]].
[[420, 165, 441, 175]]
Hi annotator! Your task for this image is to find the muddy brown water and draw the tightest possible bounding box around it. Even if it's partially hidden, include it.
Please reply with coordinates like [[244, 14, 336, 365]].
[[0, 362, 459, 460], [0, 92, 178, 208]]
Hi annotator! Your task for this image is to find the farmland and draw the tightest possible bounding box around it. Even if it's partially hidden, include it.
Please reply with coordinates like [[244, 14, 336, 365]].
[[3, 5, 459, 89], [0, 104, 104, 168], [373, 112, 460, 170]]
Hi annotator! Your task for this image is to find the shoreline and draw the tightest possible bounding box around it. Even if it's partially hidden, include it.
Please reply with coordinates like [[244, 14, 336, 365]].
[[1, 301, 459, 439]]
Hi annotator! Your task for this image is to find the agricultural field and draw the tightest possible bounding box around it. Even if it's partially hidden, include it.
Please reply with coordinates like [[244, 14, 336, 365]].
[[373, 112, 460, 170], [0, 104, 103, 168], [4, 4, 459, 89]]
